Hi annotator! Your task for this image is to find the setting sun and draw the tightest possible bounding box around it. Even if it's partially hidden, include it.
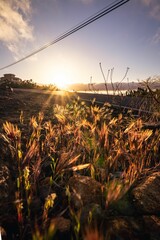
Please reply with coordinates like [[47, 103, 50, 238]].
[[52, 71, 70, 89], [41, 61, 75, 90]]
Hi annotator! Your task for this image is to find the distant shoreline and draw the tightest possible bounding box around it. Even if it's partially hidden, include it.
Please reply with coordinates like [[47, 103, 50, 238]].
[[67, 81, 160, 92]]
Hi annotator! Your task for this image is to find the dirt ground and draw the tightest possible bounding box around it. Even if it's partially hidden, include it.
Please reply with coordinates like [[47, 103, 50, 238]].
[[0, 88, 154, 128], [0, 89, 74, 127]]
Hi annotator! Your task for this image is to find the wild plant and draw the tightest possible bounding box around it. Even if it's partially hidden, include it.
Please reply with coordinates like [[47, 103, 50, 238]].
[[43, 193, 57, 221], [83, 227, 104, 240], [1, 98, 160, 239], [66, 185, 81, 240]]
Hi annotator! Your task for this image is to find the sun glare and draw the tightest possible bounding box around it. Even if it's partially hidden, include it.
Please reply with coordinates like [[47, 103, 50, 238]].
[[41, 61, 76, 90], [52, 71, 70, 89]]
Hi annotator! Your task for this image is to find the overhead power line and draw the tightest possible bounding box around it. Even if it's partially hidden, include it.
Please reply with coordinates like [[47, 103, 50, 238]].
[[0, 0, 130, 71]]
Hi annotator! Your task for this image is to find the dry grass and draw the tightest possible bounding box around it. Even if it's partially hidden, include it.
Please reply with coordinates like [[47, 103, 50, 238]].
[[0, 95, 160, 239]]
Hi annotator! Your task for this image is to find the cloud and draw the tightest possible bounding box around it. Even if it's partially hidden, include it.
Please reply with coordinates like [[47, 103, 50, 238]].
[[71, 0, 94, 5], [141, 0, 160, 20], [0, 0, 34, 59], [152, 27, 160, 44], [141, 0, 152, 6], [140, 0, 160, 46]]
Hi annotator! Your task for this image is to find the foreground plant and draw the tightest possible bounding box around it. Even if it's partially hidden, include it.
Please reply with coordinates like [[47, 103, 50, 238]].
[[1, 99, 160, 239]]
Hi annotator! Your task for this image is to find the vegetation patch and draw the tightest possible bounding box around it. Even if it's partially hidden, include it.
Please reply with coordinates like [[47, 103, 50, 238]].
[[0, 89, 160, 239]]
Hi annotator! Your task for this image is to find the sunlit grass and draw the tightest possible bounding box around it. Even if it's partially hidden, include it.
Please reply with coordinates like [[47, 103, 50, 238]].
[[1, 97, 160, 239]]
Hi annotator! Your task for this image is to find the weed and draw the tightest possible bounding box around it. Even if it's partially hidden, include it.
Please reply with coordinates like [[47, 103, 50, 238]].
[[0, 98, 160, 239]]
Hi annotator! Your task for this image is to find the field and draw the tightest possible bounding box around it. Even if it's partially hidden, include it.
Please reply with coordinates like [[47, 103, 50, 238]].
[[0, 89, 74, 126], [0, 88, 160, 239]]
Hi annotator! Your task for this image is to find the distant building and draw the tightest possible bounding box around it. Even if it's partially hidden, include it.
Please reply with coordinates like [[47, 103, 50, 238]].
[[0, 73, 22, 83]]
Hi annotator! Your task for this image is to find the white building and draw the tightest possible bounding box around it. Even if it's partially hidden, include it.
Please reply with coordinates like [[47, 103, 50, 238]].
[[0, 74, 22, 83]]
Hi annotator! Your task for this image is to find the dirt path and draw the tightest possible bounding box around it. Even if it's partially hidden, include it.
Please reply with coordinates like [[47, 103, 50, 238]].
[[0, 89, 75, 127]]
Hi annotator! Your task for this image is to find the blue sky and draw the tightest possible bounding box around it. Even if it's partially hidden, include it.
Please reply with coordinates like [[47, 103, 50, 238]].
[[0, 0, 160, 88]]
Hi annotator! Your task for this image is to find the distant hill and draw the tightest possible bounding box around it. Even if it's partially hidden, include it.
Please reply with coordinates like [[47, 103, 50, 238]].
[[67, 81, 160, 91]]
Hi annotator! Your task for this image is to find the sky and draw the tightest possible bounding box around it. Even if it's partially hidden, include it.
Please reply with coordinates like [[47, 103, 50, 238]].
[[0, 0, 160, 89]]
